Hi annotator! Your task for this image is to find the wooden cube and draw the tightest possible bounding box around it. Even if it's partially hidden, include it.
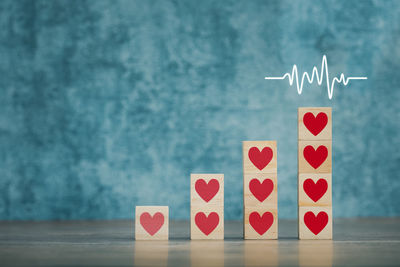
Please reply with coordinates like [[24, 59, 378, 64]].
[[243, 141, 277, 174], [191, 174, 224, 239], [244, 207, 278, 239], [191, 208, 224, 239], [135, 206, 169, 240], [298, 173, 332, 207], [244, 173, 277, 208], [191, 174, 224, 206], [298, 107, 332, 140], [298, 206, 332, 239], [298, 141, 331, 173]]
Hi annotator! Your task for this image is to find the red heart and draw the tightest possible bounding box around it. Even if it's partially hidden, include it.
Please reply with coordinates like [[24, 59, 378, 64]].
[[304, 211, 328, 235], [140, 212, 164, 236], [195, 212, 219, 235], [303, 179, 328, 202], [303, 145, 328, 169], [303, 112, 328, 136], [248, 147, 273, 170], [249, 179, 274, 202], [249, 212, 274, 235], [195, 179, 219, 202]]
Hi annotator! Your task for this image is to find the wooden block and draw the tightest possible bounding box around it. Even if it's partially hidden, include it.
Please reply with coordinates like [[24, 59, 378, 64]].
[[191, 174, 224, 207], [298, 173, 332, 207], [244, 173, 277, 208], [244, 207, 278, 239], [298, 206, 332, 239], [243, 141, 277, 174], [135, 206, 168, 240], [298, 107, 332, 141], [191, 209, 224, 239], [298, 141, 331, 173], [191, 174, 224, 239]]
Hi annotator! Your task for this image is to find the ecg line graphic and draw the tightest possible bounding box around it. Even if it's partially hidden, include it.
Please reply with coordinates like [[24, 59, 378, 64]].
[[264, 55, 367, 99]]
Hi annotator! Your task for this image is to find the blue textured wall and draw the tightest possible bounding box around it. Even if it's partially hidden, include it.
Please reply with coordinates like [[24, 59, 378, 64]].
[[0, 0, 399, 220]]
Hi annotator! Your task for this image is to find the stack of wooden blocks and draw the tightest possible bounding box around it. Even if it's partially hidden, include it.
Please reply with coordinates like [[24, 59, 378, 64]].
[[190, 174, 224, 239], [298, 107, 332, 239], [134, 107, 333, 240], [243, 141, 278, 239]]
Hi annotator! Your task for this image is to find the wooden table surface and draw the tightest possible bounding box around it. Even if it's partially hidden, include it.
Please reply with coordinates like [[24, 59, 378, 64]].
[[0, 218, 399, 266]]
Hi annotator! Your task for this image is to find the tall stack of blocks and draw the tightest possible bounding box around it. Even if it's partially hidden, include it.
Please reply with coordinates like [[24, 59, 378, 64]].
[[243, 141, 278, 239], [133, 108, 333, 240], [298, 107, 332, 239]]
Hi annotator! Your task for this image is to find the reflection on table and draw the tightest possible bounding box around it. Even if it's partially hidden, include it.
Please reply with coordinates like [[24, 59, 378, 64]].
[[191, 241, 224, 267], [298, 240, 333, 267], [134, 241, 169, 267]]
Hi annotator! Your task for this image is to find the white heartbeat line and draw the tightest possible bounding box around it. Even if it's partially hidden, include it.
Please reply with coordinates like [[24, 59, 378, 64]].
[[264, 55, 367, 99]]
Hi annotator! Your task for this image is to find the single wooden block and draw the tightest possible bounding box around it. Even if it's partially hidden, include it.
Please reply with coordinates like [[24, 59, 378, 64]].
[[243, 141, 277, 174], [135, 206, 169, 240], [191, 174, 224, 207], [244, 207, 278, 239], [298, 107, 332, 141], [191, 208, 224, 239], [298, 173, 332, 207], [191, 174, 224, 239], [298, 141, 331, 173], [244, 173, 277, 208], [298, 206, 332, 239]]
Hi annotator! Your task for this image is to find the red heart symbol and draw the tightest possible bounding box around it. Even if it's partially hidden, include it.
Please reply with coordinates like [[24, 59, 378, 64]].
[[140, 212, 164, 236], [249, 179, 274, 202], [195, 212, 219, 235], [303, 179, 328, 202], [303, 112, 328, 136], [303, 145, 328, 169], [249, 212, 274, 235], [195, 179, 219, 202], [304, 211, 328, 235], [248, 147, 273, 170]]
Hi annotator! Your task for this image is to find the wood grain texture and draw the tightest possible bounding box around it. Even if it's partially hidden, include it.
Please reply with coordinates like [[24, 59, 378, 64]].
[[244, 173, 277, 208], [135, 206, 169, 240], [298, 173, 332, 207], [244, 240, 279, 266], [298, 107, 332, 140], [1, 219, 400, 266], [190, 240, 224, 267], [298, 206, 332, 240], [190, 174, 224, 239], [243, 141, 278, 239], [242, 141, 277, 174], [244, 207, 278, 239], [134, 241, 168, 266], [298, 140, 332, 173], [298, 107, 332, 240]]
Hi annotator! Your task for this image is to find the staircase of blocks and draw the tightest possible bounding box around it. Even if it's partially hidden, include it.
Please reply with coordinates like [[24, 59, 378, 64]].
[[135, 107, 332, 240]]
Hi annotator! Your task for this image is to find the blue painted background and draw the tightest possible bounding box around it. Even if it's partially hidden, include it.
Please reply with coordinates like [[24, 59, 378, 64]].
[[0, 0, 399, 220]]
